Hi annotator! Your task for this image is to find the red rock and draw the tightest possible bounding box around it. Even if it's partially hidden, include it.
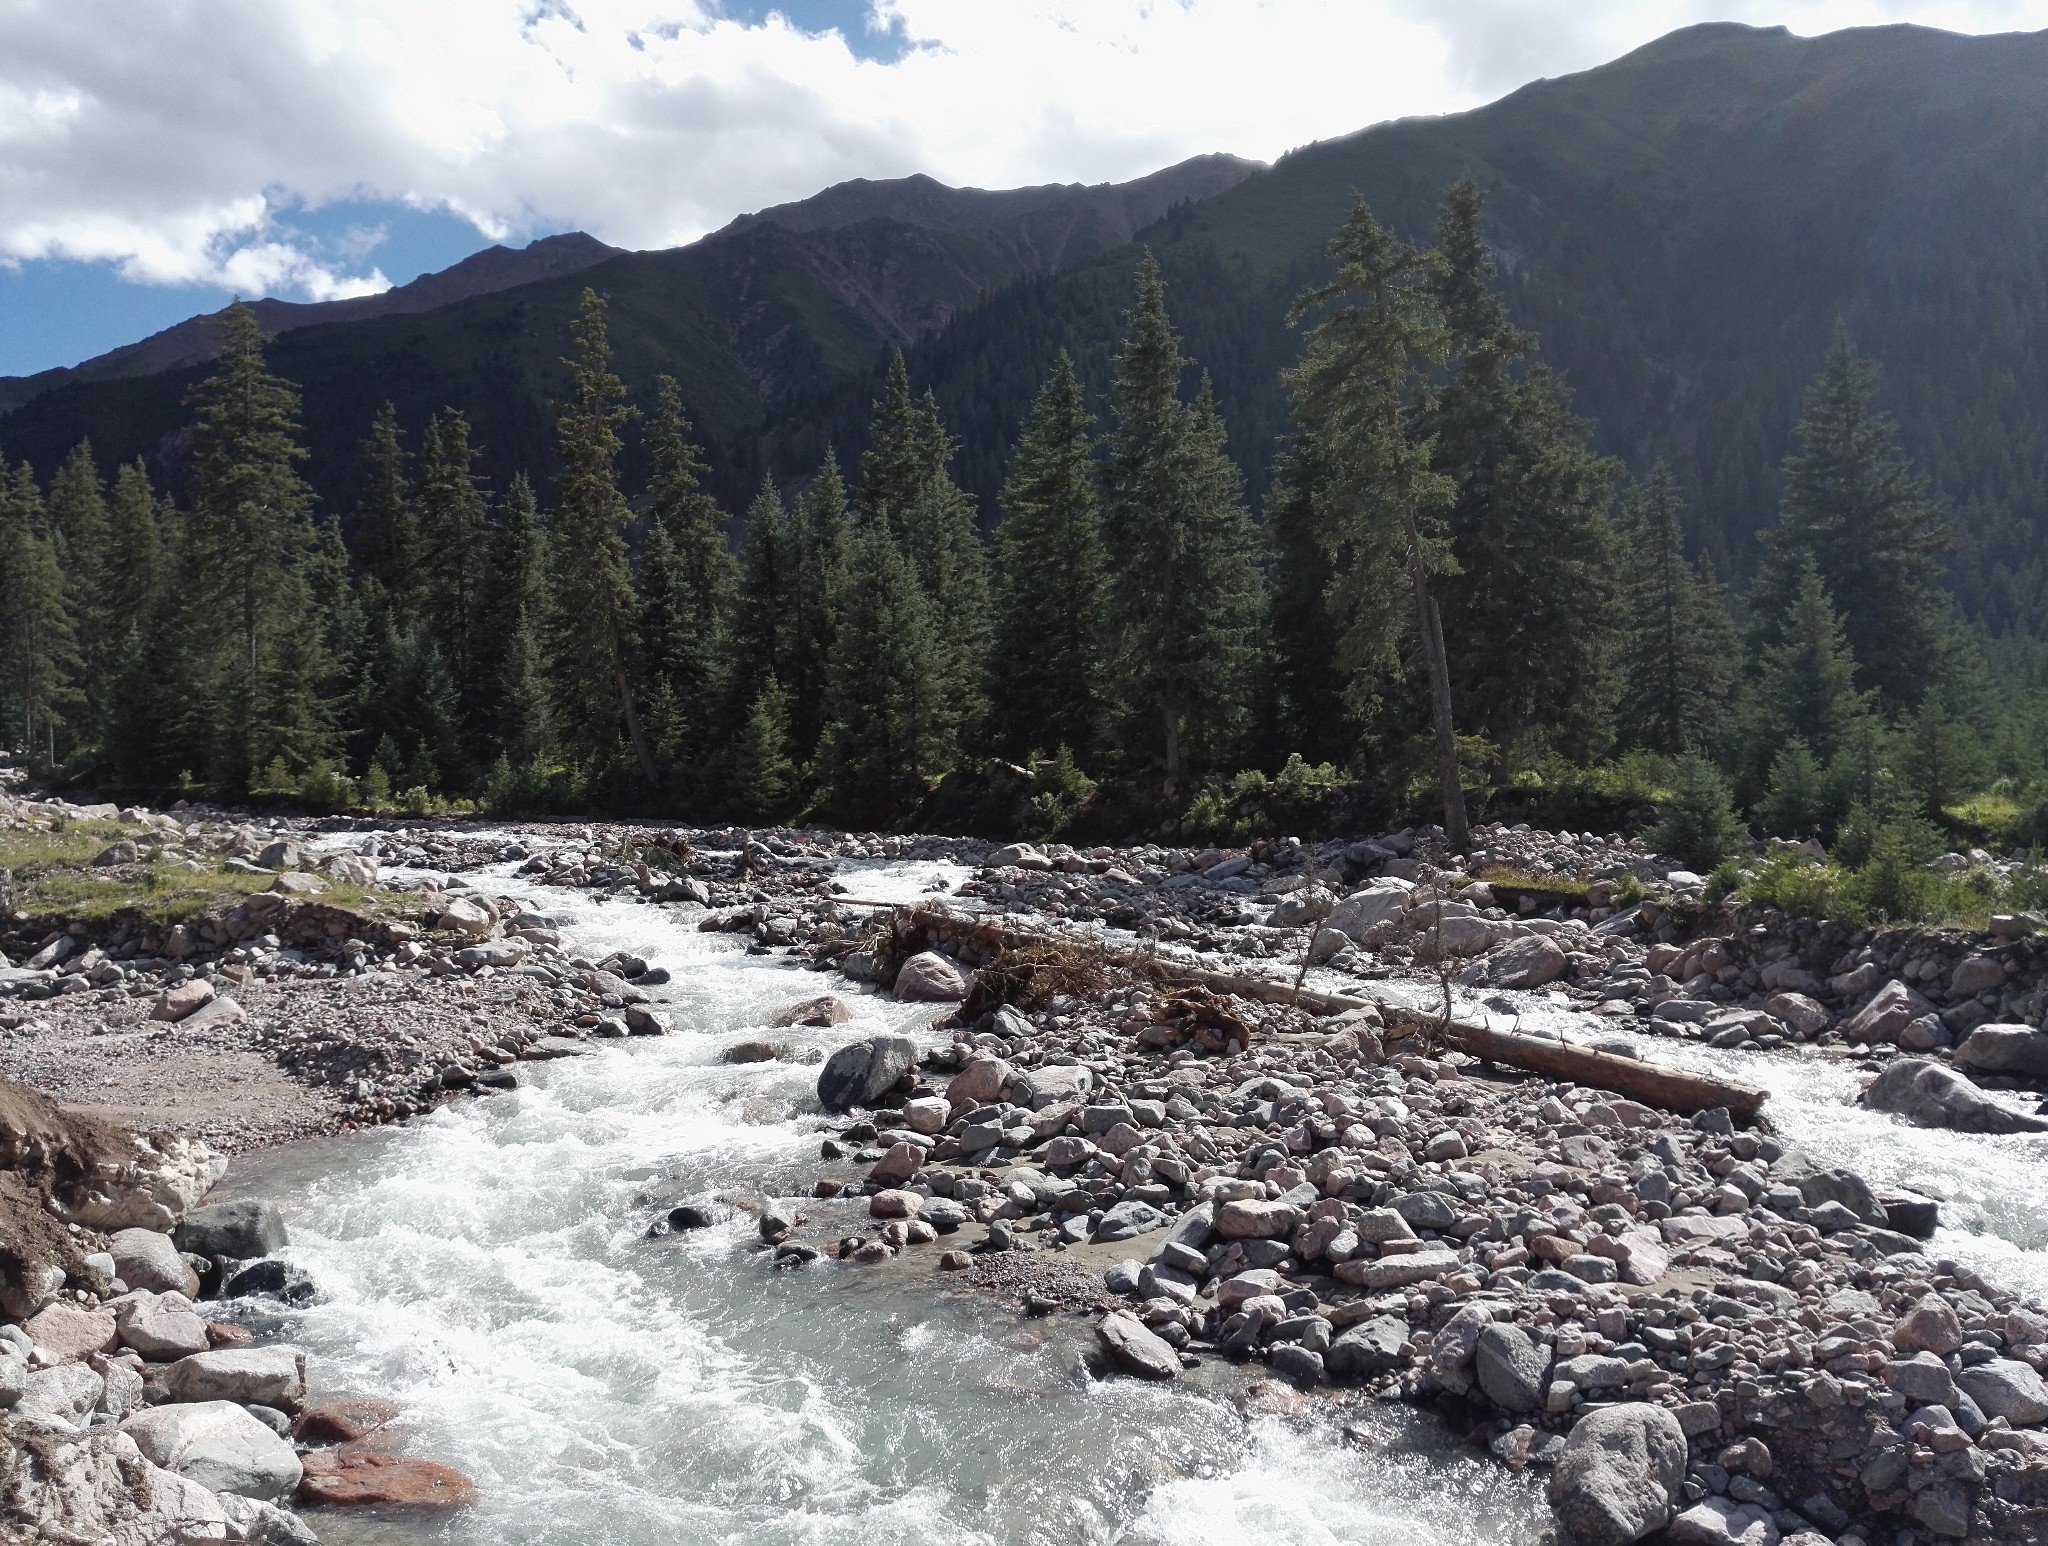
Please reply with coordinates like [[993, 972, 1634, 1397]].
[[299, 1451, 477, 1509], [206, 1322, 255, 1349], [293, 1397, 400, 1444], [938, 1251, 972, 1271]]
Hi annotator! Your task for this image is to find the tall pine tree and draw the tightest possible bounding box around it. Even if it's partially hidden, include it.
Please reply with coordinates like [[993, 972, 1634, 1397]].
[[179, 302, 334, 787], [475, 474, 552, 768], [636, 376, 738, 785], [354, 401, 416, 613], [1280, 202, 1467, 845], [1614, 466, 1739, 756], [990, 351, 1108, 764], [785, 454, 849, 764], [1100, 252, 1264, 793], [0, 462, 78, 762], [546, 290, 658, 788], [1425, 180, 1620, 763], [412, 408, 491, 730], [1756, 324, 1949, 713]]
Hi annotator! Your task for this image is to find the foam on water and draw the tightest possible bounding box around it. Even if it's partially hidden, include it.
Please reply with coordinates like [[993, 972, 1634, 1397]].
[[221, 867, 1547, 1545]]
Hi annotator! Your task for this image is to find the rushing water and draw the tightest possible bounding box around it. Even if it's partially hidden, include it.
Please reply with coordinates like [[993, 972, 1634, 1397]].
[[218, 862, 1547, 1545]]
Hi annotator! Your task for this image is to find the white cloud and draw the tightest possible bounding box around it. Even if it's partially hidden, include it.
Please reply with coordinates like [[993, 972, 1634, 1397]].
[[2, 0, 2045, 302]]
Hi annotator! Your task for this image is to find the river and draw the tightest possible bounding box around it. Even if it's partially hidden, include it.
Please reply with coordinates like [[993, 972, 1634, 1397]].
[[217, 859, 1548, 1545]]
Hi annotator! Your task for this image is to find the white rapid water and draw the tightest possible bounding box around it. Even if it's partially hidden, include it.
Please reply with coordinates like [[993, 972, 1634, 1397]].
[[218, 864, 1546, 1546]]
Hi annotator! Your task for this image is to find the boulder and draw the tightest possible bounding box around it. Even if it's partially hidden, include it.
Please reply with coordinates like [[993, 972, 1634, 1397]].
[[1333, 1247, 1460, 1289], [253, 840, 302, 872], [1417, 914, 1498, 959], [814, 1034, 918, 1109], [178, 996, 247, 1034], [116, 1292, 213, 1361], [1326, 1316, 1408, 1380], [437, 899, 494, 938], [945, 1056, 1012, 1108], [1476, 1322, 1552, 1413], [1958, 1358, 2048, 1425], [123, 1401, 303, 1501], [0, 1424, 229, 1541], [17, 1364, 105, 1428], [1862, 1058, 2048, 1134], [161, 1347, 307, 1412], [773, 996, 852, 1028], [1892, 1293, 1965, 1356], [868, 1142, 924, 1187], [1266, 888, 1334, 929], [1954, 1023, 2048, 1079], [1840, 980, 1932, 1044], [1094, 1312, 1181, 1380], [1666, 1497, 1781, 1546], [109, 1227, 201, 1296], [1951, 955, 2008, 996], [297, 1450, 478, 1508], [1325, 879, 1415, 941], [219, 1494, 322, 1545], [174, 1200, 289, 1261], [1546, 1402, 1688, 1545], [1485, 934, 1568, 989], [268, 873, 324, 896], [892, 952, 968, 1002], [23, 1302, 117, 1365], [1213, 1200, 1298, 1240], [1019, 1064, 1094, 1109], [151, 979, 215, 1023], [1763, 992, 1830, 1038]]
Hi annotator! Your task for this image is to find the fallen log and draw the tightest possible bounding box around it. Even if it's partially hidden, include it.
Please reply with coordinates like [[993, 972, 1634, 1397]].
[[1155, 969, 1768, 1120], [873, 907, 1769, 1121]]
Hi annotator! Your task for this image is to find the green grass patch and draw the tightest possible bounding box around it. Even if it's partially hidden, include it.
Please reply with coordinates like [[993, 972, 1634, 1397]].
[[2, 824, 377, 928]]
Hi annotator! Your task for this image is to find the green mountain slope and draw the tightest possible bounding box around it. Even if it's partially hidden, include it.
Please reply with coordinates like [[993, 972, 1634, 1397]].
[[0, 155, 1256, 519], [897, 21, 2048, 630]]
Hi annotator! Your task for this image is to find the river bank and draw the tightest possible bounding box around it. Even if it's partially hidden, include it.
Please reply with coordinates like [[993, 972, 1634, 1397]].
[[3, 789, 2048, 1543]]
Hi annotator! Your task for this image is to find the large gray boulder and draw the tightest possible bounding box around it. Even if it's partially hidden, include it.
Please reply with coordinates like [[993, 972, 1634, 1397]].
[[1326, 1316, 1408, 1381], [815, 1034, 919, 1110], [892, 951, 967, 1002], [1325, 879, 1414, 942], [161, 1346, 307, 1412], [174, 1200, 289, 1261], [122, 1400, 304, 1501], [1484, 934, 1569, 989], [1954, 1023, 2048, 1079], [1958, 1358, 2048, 1425], [1095, 1312, 1180, 1380], [16, 1365, 105, 1430], [115, 1291, 212, 1361], [0, 1425, 229, 1542], [1862, 1058, 2048, 1134], [1476, 1322, 1552, 1413], [1547, 1402, 1688, 1545], [108, 1228, 200, 1297], [1841, 979, 1932, 1044]]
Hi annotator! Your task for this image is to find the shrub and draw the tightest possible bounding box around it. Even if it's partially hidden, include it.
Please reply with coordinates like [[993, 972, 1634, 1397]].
[[1027, 746, 1098, 837], [1648, 755, 1744, 869]]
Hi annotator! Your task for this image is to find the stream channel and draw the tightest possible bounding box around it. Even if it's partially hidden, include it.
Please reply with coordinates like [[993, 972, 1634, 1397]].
[[212, 855, 2048, 1544]]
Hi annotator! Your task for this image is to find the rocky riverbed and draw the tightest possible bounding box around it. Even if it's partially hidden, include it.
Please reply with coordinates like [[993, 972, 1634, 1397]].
[[3, 785, 2048, 1543]]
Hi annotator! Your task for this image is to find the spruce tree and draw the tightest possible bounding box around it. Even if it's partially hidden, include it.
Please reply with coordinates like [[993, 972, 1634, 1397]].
[[1748, 558, 1872, 780], [546, 289, 658, 788], [0, 463, 79, 762], [1261, 428, 1356, 765], [1757, 324, 1948, 713], [1614, 466, 1739, 755], [816, 524, 949, 826], [1426, 180, 1620, 762], [354, 402, 416, 611], [179, 301, 334, 787], [474, 475, 552, 766], [412, 408, 490, 707], [1757, 742, 1830, 839], [1280, 204, 1466, 845], [729, 675, 797, 823], [731, 476, 793, 708], [44, 442, 115, 744], [990, 351, 1108, 764], [1100, 251, 1264, 793], [636, 376, 738, 783], [785, 453, 849, 762], [857, 353, 990, 745]]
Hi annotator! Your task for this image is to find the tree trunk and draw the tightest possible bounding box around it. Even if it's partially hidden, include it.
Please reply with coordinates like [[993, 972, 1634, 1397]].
[[1161, 702, 1181, 798], [1399, 504, 1470, 852], [614, 649, 661, 790]]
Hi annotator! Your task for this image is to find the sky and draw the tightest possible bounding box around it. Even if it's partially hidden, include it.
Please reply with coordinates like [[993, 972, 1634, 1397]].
[[4, 0, 2047, 377]]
